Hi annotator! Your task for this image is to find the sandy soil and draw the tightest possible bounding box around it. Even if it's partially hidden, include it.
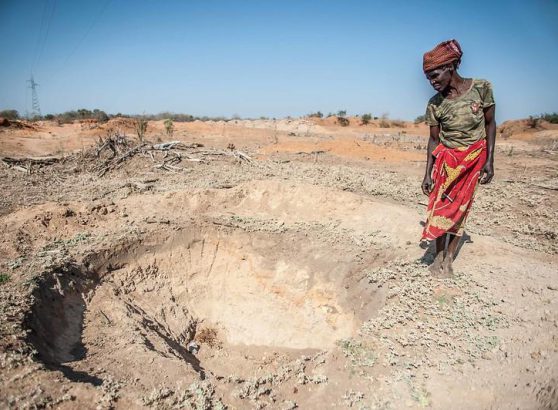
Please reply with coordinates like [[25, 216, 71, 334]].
[[0, 117, 557, 409]]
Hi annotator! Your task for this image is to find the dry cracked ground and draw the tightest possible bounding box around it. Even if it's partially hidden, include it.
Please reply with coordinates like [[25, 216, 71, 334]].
[[0, 117, 557, 409]]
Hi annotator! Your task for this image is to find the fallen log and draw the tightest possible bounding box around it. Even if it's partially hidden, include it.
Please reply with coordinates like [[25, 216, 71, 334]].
[[1, 156, 61, 165], [151, 141, 204, 150]]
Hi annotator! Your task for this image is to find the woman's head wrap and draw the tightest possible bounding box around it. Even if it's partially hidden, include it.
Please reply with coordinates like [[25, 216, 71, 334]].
[[423, 39, 463, 73]]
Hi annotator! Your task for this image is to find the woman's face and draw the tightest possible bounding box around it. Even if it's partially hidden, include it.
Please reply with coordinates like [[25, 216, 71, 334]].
[[425, 65, 453, 92]]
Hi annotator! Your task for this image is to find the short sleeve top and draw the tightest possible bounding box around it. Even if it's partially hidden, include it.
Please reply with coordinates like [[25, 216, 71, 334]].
[[425, 79, 495, 148]]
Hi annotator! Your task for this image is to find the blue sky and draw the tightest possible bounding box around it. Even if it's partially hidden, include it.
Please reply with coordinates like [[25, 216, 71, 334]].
[[1, 0, 557, 121]]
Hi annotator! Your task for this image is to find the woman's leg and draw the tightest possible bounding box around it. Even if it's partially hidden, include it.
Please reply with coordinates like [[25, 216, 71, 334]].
[[429, 234, 446, 275], [441, 233, 461, 277]]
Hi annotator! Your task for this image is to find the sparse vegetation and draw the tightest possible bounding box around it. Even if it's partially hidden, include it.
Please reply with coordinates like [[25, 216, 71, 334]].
[[148, 112, 195, 122], [44, 111, 234, 124], [414, 114, 426, 124], [0, 109, 20, 120], [308, 111, 323, 118], [164, 118, 174, 137], [391, 119, 406, 128], [337, 110, 349, 126], [135, 117, 148, 142], [337, 116, 350, 126], [379, 113, 390, 128], [337, 339, 376, 368], [361, 113, 372, 125], [50, 108, 110, 124], [410, 384, 431, 407], [527, 115, 541, 129], [541, 112, 558, 124], [0, 273, 9, 285]]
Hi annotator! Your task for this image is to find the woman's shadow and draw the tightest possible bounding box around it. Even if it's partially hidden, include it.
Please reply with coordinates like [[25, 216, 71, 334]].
[[419, 221, 473, 265]]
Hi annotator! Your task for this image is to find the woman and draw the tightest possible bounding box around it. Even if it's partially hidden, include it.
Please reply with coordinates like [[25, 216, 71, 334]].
[[421, 39, 496, 277]]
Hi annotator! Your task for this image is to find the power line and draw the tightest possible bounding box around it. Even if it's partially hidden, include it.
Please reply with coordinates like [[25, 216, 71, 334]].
[[30, 0, 50, 74], [40, 0, 112, 86], [34, 0, 57, 72], [31, 0, 56, 74], [61, 0, 111, 68]]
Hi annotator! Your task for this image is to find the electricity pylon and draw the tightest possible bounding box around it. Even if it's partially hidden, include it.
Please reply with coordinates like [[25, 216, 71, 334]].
[[27, 76, 41, 117]]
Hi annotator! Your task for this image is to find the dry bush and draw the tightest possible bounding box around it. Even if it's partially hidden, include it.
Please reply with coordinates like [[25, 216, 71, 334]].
[[337, 116, 350, 127], [527, 116, 541, 129], [391, 119, 407, 128], [379, 119, 390, 128], [164, 118, 174, 137], [195, 327, 221, 348], [135, 117, 148, 142], [379, 113, 390, 128], [541, 112, 558, 124], [0, 109, 20, 120]]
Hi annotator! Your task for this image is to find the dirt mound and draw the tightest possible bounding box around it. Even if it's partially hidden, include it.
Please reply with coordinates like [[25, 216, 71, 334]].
[[0, 119, 39, 130], [498, 118, 558, 140], [105, 117, 138, 132]]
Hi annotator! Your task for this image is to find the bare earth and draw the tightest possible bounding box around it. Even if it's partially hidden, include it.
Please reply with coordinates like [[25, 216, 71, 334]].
[[0, 117, 557, 409]]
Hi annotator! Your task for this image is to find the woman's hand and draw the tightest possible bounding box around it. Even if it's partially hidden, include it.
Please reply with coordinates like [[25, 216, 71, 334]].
[[422, 174, 433, 196], [479, 162, 494, 184]]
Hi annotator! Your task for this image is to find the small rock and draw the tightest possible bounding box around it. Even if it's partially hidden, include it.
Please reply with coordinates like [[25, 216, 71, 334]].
[[187, 341, 200, 354]]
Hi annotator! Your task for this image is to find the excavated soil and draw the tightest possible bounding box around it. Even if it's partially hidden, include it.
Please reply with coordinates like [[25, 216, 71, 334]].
[[31, 221, 386, 362], [1, 118, 557, 409]]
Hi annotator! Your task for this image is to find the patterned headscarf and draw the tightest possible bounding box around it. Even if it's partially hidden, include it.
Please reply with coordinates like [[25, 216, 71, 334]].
[[423, 39, 463, 73]]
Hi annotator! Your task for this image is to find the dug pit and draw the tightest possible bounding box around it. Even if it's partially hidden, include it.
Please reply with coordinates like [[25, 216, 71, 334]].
[[28, 224, 386, 387]]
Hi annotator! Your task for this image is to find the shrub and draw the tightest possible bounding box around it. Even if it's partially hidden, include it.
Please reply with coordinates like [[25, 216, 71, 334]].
[[414, 114, 426, 124], [337, 110, 347, 117], [391, 119, 407, 128], [337, 116, 350, 126], [378, 113, 391, 128], [53, 108, 109, 123], [135, 117, 148, 142], [541, 112, 558, 124], [0, 109, 19, 120], [308, 111, 323, 118], [93, 109, 109, 123], [164, 118, 174, 137], [527, 115, 541, 129], [361, 113, 372, 125]]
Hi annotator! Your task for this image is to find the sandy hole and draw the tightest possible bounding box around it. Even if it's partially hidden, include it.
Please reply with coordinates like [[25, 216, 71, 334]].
[[28, 226, 385, 382]]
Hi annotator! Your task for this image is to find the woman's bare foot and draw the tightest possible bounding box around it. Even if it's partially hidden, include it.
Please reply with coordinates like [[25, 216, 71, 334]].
[[429, 252, 444, 276]]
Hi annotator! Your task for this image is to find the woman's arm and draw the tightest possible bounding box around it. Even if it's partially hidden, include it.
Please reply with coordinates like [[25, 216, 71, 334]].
[[480, 105, 496, 184], [422, 125, 440, 195]]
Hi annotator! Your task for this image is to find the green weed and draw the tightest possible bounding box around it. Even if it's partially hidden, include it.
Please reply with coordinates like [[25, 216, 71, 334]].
[[0, 273, 9, 285], [337, 339, 376, 368]]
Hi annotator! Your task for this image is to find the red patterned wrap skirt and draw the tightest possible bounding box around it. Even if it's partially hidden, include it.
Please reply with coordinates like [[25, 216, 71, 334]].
[[421, 138, 487, 241]]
